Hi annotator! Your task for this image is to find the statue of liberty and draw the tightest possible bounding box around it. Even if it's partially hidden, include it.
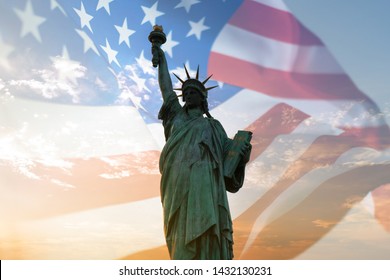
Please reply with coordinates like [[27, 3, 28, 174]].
[[149, 26, 252, 260]]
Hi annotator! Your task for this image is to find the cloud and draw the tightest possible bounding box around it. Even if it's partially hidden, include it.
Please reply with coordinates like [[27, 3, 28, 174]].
[[0, 155, 41, 180], [135, 50, 156, 77], [336, 147, 390, 168], [99, 154, 159, 176], [95, 77, 109, 92], [6, 56, 88, 103], [99, 170, 131, 179], [50, 179, 76, 189], [298, 100, 390, 132], [312, 219, 336, 229], [52, 55, 87, 86]]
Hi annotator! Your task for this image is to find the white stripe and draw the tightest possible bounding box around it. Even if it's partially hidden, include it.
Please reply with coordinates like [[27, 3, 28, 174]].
[[0, 98, 160, 160], [212, 24, 343, 74], [146, 123, 166, 150]]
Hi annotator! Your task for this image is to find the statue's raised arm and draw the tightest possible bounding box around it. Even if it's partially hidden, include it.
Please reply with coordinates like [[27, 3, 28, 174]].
[[148, 25, 174, 101]]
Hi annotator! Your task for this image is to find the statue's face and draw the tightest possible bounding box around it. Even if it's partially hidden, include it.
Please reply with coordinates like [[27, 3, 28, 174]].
[[183, 88, 203, 108]]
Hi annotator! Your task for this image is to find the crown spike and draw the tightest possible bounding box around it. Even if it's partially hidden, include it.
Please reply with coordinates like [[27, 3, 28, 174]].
[[173, 73, 185, 84], [206, 85, 218, 91], [196, 65, 200, 80], [184, 64, 191, 79], [202, 74, 213, 85]]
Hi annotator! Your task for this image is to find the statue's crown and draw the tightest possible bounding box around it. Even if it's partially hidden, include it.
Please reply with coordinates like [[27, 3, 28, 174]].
[[173, 65, 217, 99]]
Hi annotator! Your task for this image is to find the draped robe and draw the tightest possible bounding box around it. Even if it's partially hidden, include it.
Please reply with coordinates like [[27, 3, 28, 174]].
[[158, 93, 246, 259]]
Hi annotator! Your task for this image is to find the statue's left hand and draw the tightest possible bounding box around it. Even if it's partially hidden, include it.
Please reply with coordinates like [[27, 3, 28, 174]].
[[239, 141, 252, 164]]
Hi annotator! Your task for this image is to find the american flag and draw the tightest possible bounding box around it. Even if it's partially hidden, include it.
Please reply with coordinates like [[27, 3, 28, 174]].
[[1, 0, 389, 259]]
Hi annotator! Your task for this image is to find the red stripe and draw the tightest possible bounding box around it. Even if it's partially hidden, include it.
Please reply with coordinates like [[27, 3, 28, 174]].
[[246, 103, 310, 161], [230, 0, 322, 45], [209, 52, 368, 101]]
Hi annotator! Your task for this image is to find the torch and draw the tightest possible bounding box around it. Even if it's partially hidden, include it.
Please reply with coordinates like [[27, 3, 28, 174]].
[[148, 25, 167, 67]]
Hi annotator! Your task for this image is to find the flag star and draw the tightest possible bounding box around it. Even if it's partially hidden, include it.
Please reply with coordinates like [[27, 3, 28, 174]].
[[130, 70, 150, 93], [74, 2, 94, 33], [141, 2, 164, 26], [175, 0, 200, 13], [186, 17, 210, 40], [136, 50, 155, 76], [50, 0, 66, 15], [96, 0, 114, 15], [75, 29, 99, 55], [100, 38, 120, 67], [162, 31, 179, 58], [115, 18, 135, 48], [14, 0, 46, 43]]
